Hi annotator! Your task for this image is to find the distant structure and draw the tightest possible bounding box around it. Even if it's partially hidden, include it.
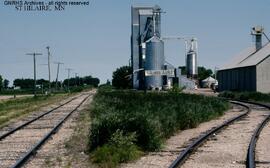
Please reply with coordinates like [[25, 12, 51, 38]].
[[131, 5, 198, 90], [186, 38, 198, 79], [218, 26, 270, 93], [131, 5, 164, 90]]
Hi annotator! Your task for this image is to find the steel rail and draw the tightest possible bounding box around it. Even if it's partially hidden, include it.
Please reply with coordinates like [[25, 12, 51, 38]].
[[168, 101, 250, 168], [0, 95, 81, 141], [11, 93, 91, 168], [245, 101, 270, 168]]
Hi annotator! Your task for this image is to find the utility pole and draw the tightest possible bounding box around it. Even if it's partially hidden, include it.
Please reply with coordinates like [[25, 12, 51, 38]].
[[213, 66, 219, 92], [46, 46, 51, 93], [26, 52, 42, 97], [75, 73, 78, 86], [66, 68, 72, 92], [214, 67, 219, 83], [54, 62, 64, 90]]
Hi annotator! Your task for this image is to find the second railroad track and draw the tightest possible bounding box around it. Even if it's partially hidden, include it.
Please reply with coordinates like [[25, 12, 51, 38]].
[[169, 100, 270, 168], [0, 92, 93, 168]]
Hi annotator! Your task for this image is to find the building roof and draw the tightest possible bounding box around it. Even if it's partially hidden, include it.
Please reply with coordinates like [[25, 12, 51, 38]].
[[220, 42, 270, 70], [202, 76, 216, 82]]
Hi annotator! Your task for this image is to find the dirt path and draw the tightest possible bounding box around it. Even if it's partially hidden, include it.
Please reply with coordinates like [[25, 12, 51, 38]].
[[183, 88, 218, 97], [121, 104, 246, 168], [0, 95, 33, 101]]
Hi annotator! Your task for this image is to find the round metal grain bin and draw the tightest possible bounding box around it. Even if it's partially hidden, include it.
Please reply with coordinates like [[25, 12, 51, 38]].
[[186, 51, 198, 78], [145, 36, 165, 89]]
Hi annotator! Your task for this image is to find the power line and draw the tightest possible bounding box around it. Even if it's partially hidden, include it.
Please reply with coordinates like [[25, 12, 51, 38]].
[[26, 52, 42, 97], [75, 72, 79, 86]]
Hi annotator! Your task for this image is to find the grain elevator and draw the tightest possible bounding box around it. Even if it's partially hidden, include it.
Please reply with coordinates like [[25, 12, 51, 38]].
[[131, 5, 165, 90]]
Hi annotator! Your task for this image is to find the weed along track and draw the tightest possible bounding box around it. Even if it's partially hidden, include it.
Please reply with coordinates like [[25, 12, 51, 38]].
[[0, 92, 93, 168], [121, 101, 247, 168], [169, 101, 270, 168]]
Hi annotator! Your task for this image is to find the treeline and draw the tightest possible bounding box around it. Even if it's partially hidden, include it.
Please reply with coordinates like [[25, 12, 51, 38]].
[[0, 75, 9, 91], [14, 79, 49, 89], [179, 66, 213, 81], [63, 76, 100, 87], [0, 74, 100, 92], [13, 75, 99, 89], [111, 65, 213, 89]]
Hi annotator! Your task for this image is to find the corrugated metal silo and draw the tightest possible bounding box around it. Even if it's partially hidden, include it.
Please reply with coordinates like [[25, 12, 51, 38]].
[[186, 52, 197, 78], [186, 38, 198, 78], [145, 36, 165, 89]]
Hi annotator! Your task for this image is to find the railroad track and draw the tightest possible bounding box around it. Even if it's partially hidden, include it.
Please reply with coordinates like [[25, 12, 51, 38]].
[[0, 92, 93, 168], [245, 101, 270, 168], [169, 100, 270, 168]]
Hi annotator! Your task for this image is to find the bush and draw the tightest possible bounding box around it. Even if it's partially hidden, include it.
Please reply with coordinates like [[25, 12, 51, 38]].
[[92, 130, 142, 167], [89, 111, 162, 151], [112, 66, 132, 89], [66, 85, 93, 93], [69, 86, 84, 93], [218, 91, 270, 102], [168, 84, 185, 94], [89, 90, 229, 166], [98, 84, 113, 92]]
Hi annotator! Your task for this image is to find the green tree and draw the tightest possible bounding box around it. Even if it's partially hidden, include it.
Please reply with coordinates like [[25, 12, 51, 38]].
[[0, 75, 3, 91], [14, 78, 34, 89], [3, 79, 9, 89], [178, 66, 187, 75], [198, 67, 213, 81], [106, 79, 111, 85], [112, 66, 132, 89], [178, 66, 213, 80], [83, 76, 100, 87], [36, 79, 49, 88], [63, 75, 100, 87]]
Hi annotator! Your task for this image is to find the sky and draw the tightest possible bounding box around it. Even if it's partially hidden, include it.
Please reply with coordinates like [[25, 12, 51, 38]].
[[0, 0, 269, 85]]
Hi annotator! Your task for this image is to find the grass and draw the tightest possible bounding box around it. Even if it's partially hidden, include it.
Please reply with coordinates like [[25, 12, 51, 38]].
[[63, 102, 98, 168], [89, 90, 229, 167], [218, 91, 270, 102], [65, 106, 92, 152], [0, 85, 96, 127], [0, 89, 37, 95], [0, 94, 70, 127], [0, 85, 95, 95], [92, 130, 142, 168]]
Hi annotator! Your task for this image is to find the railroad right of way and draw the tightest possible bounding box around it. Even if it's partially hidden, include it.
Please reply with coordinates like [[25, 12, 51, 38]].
[[0, 90, 95, 168], [121, 101, 248, 168], [174, 101, 270, 168]]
